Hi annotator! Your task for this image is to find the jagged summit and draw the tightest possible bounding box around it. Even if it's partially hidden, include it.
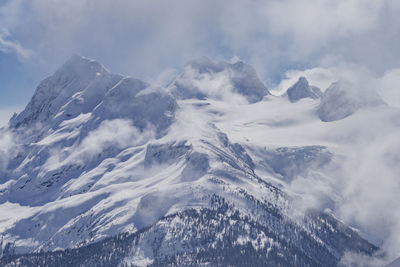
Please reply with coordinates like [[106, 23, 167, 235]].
[[169, 57, 269, 103], [286, 76, 322, 103], [58, 54, 110, 77], [185, 56, 221, 74], [10, 55, 118, 128]]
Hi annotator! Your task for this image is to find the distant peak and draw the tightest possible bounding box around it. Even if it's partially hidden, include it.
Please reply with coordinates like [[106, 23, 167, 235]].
[[64, 54, 92, 66], [186, 57, 249, 74], [68, 53, 87, 62], [67, 53, 96, 63], [287, 77, 322, 103], [186, 56, 222, 74], [57, 54, 110, 77], [297, 76, 308, 83], [170, 57, 269, 103], [187, 56, 214, 66], [317, 81, 385, 122], [292, 76, 310, 88]]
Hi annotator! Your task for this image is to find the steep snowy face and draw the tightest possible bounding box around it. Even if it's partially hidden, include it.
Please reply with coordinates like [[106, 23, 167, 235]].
[[250, 146, 332, 183], [10, 55, 122, 129], [286, 77, 322, 103], [0, 55, 178, 206], [169, 57, 269, 103], [317, 81, 385, 122], [93, 80, 177, 135], [8, 55, 177, 139]]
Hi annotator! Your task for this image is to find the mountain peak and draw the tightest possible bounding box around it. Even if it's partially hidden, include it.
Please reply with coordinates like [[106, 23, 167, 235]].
[[286, 76, 322, 103], [317, 81, 385, 122], [9, 54, 176, 141], [56, 54, 110, 78], [9, 55, 115, 128], [186, 56, 220, 74], [169, 57, 269, 103]]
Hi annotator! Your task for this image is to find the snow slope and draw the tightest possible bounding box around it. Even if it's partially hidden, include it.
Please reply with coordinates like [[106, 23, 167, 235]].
[[0, 55, 394, 265]]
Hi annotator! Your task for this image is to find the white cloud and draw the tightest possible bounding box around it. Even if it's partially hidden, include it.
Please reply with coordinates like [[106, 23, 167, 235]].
[[153, 68, 179, 87], [264, 0, 383, 43], [378, 69, 400, 108], [0, 106, 20, 127], [44, 119, 154, 171], [271, 67, 336, 95], [177, 65, 248, 104], [277, 62, 400, 263], [288, 103, 400, 261], [0, 28, 32, 60], [1, 0, 399, 82], [339, 251, 386, 267], [77, 119, 152, 158], [0, 130, 13, 170]]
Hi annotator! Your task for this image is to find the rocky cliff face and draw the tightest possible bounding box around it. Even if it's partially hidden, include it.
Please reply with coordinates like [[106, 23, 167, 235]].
[[286, 77, 322, 103]]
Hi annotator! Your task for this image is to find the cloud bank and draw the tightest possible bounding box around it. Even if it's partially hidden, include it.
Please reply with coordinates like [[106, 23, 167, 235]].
[[288, 103, 400, 262], [1, 0, 400, 85]]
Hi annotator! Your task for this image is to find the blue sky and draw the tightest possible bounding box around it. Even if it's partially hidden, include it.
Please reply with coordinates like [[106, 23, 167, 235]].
[[1, 0, 400, 125], [0, 52, 34, 104]]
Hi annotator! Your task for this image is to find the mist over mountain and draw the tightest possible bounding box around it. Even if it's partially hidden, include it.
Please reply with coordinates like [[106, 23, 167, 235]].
[[0, 55, 399, 266]]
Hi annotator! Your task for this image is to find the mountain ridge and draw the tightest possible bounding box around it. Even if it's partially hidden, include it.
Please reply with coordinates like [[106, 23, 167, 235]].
[[0, 55, 389, 266]]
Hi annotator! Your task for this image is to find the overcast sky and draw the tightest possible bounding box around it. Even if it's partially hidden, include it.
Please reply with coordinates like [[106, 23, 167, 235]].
[[1, 0, 400, 123]]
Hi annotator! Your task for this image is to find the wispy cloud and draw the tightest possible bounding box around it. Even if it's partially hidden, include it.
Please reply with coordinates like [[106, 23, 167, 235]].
[[0, 28, 32, 60], [378, 69, 400, 108], [43, 119, 154, 172]]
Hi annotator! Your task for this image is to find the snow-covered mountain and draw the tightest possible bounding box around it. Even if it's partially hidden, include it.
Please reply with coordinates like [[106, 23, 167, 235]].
[[317, 81, 385, 122], [286, 77, 322, 103], [0, 55, 391, 266], [169, 57, 269, 103]]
